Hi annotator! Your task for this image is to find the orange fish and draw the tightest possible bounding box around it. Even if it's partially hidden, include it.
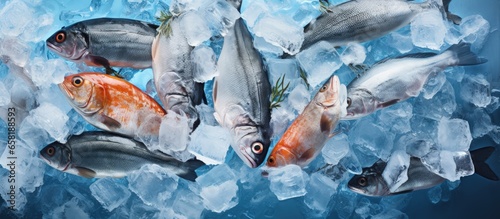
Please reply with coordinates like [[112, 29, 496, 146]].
[[266, 75, 344, 168], [59, 72, 166, 137]]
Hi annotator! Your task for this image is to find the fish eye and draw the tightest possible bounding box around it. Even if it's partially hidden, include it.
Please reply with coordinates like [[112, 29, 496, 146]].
[[55, 31, 66, 43], [46, 146, 56, 156], [268, 156, 275, 164], [358, 177, 367, 187], [320, 85, 327, 92], [72, 76, 84, 87], [347, 98, 352, 107], [252, 142, 264, 154]]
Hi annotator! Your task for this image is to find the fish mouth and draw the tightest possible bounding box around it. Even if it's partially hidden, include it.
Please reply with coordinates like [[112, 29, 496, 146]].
[[58, 83, 74, 100], [347, 184, 364, 194], [46, 42, 62, 53]]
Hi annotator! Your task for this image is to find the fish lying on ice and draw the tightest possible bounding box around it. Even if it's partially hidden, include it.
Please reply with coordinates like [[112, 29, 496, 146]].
[[348, 147, 499, 196], [58, 72, 166, 138], [343, 42, 487, 120], [266, 75, 345, 168], [40, 131, 205, 181]]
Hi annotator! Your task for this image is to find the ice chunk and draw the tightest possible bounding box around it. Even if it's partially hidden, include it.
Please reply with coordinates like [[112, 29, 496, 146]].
[[287, 83, 311, 113], [421, 150, 474, 181], [349, 119, 394, 162], [340, 43, 367, 65], [197, 164, 239, 212], [382, 150, 410, 193], [460, 74, 491, 107], [128, 164, 179, 208], [304, 172, 338, 216], [196, 103, 218, 126], [135, 113, 162, 151], [372, 209, 408, 219], [0, 38, 31, 67], [31, 102, 70, 143], [266, 58, 301, 89], [422, 72, 446, 100], [253, 14, 304, 55], [389, 31, 413, 54], [267, 164, 309, 200], [377, 102, 413, 135], [290, 0, 322, 27], [0, 0, 33, 38], [467, 108, 493, 138], [253, 36, 284, 56], [270, 103, 296, 137], [485, 96, 499, 114], [60, 0, 114, 23], [128, 200, 160, 219], [437, 118, 472, 151], [489, 126, 500, 145], [333, 188, 357, 219], [427, 185, 442, 204], [0, 81, 10, 106], [179, 11, 212, 46], [191, 45, 217, 83], [171, 188, 205, 219], [27, 58, 71, 89], [90, 178, 131, 212], [413, 81, 456, 121], [48, 197, 90, 219], [321, 133, 350, 166], [401, 135, 433, 158], [460, 15, 490, 51], [241, 0, 269, 28], [201, 0, 241, 37], [158, 111, 190, 153], [340, 151, 363, 175], [188, 123, 231, 165], [296, 41, 342, 88], [410, 9, 446, 50]]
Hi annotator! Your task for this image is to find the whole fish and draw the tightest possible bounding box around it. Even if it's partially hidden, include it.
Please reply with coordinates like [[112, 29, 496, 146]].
[[266, 75, 344, 168], [46, 18, 158, 70], [40, 131, 205, 181], [152, 17, 204, 129], [348, 147, 499, 196], [213, 1, 272, 168], [300, 0, 460, 52], [58, 72, 166, 138], [343, 42, 486, 120]]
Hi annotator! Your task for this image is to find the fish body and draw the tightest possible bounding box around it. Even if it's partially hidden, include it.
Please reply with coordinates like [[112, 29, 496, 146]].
[[46, 18, 157, 69], [39, 132, 205, 181], [58, 72, 166, 137], [343, 42, 486, 120], [348, 147, 499, 196], [213, 17, 272, 168], [266, 75, 343, 168]]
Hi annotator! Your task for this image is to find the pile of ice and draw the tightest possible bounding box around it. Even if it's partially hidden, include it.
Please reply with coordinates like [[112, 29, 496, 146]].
[[0, 0, 498, 218]]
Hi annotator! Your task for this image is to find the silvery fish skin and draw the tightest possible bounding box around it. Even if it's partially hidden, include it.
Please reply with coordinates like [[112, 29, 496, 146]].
[[46, 18, 157, 69], [213, 17, 272, 168], [348, 147, 499, 196], [152, 17, 204, 129], [343, 42, 486, 120], [39, 132, 205, 181]]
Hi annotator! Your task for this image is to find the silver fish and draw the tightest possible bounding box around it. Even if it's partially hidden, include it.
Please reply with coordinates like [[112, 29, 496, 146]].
[[348, 147, 499, 197], [213, 2, 272, 168], [46, 18, 158, 70], [343, 42, 486, 120], [39, 131, 205, 181], [301, 0, 460, 52]]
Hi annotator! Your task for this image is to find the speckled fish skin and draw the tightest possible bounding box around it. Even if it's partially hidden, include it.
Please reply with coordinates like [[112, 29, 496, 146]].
[[213, 14, 272, 168], [46, 18, 157, 69], [58, 72, 166, 137], [266, 75, 341, 168], [39, 131, 205, 181]]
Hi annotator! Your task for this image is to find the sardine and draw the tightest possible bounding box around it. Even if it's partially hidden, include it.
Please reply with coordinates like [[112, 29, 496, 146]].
[[348, 147, 499, 196], [39, 131, 205, 181], [266, 75, 343, 168], [343, 42, 486, 120], [46, 18, 158, 70], [213, 6, 272, 168], [58, 72, 166, 138], [301, 0, 460, 52]]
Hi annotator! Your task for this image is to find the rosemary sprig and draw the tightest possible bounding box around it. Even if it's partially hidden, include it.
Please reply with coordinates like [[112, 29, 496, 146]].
[[156, 10, 173, 36], [299, 67, 310, 90], [270, 74, 290, 109]]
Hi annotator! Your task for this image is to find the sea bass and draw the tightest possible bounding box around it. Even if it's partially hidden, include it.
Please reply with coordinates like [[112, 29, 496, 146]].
[[213, 1, 272, 168], [300, 0, 460, 52], [266, 75, 345, 168], [348, 147, 499, 196], [343, 42, 486, 120], [58, 72, 166, 138], [47, 18, 157, 70], [40, 131, 205, 181]]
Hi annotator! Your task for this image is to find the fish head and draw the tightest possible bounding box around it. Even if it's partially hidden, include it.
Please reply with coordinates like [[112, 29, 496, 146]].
[[314, 75, 340, 108], [233, 125, 271, 168], [266, 146, 297, 168], [344, 88, 376, 120], [347, 161, 390, 196], [40, 142, 72, 171], [46, 27, 88, 62], [58, 73, 105, 115]]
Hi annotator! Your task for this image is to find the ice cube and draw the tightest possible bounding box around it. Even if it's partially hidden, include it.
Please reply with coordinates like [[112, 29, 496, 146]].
[[48, 197, 90, 219], [427, 185, 442, 204], [460, 74, 491, 108], [266, 58, 301, 89], [296, 41, 342, 88], [179, 11, 211, 46], [377, 102, 413, 135], [128, 164, 179, 208], [0, 81, 10, 106], [37, 85, 73, 114], [253, 36, 284, 56], [290, 0, 322, 27], [413, 81, 456, 121], [422, 72, 446, 100], [382, 150, 410, 193], [304, 172, 338, 216], [489, 126, 500, 145], [188, 123, 231, 165], [0, 0, 33, 38], [191, 45, 217, 83], [349, 119, 394, 162], [60, 0, 114, 23], [410, 9, 446, 50], [241, 0, 269, 28], [421, 150, 474, 181], [201, 0, 241, 37], [437, 118, 472, 151], [460, 15, 490, 51], [321, 133, 350, 166], [0, 37, 31, 67], [401, 134, 433, 158], [485, 96, 499, 114], [466, 108, 493, 138], [389, 31, 413, 54], [27, 58, 71, 89], [267, 164, 309, 201], [171, 188, 205, 219], [270, 103, 296, 137], [287, 83, 311, 113], [31, 102, 70, 143], [340, 43, 367, 65], [340, 151, 362, 175], [197, 164, 239, 212], [158, 111, 190, 153], [196, 104, 218, 126], [333, 188, 357, 219], [135, 113, 162, 151], [128, 199, 160, 219], [90, 178, 131, 212], [372, 209, 408, 219], [253, 14, 304, 55]]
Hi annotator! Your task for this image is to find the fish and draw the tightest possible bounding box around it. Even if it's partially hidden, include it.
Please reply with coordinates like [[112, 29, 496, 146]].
[[39, 131, 205, 181], [58, 72, 166, 138], [151, 17, 205, 130], [342, 42, 487, 120], [213, 1, 272, 168], [266, 75, 344, 168], [348, 147, 499, 196], [46, 18, 158, 70], [300, 0, 460, 52]]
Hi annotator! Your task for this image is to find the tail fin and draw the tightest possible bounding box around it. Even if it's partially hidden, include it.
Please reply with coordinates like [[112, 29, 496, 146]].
[[178, 158, 206, 181], [471, 146, 499, 181], [442, 0, 462, 24], [447, 42, 488, 66]]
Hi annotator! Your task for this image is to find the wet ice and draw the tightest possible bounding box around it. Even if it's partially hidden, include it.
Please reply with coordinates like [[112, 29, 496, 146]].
[[460, 74, 491, 107], [267, 164, 309, 201], [296, 41, 342, 88], [197, 164, 239, 212], [410, 9, 446, 50], [90, 178, 131, 212], [188, 123, 231, 165]]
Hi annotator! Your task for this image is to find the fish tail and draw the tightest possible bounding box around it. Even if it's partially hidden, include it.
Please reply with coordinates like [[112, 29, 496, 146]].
[[424, 0, 462, 25], [447, 42, 488, 66], [178, 158, 206, 181], [471, 146, 499, 181]]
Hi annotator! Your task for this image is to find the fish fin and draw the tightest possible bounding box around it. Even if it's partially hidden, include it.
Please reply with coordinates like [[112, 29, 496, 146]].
[[447, 42, 488, 66], [212, 79, 218, 103], [377, 99, 399, 108], [299, 148, 316, 163], [442, 0, 462, 24], [391, 189, 413, 196], [328, 131, 341, 138], [320, 112, 333, 134], [471, 146, 499, 181], [89, 55, 111, 69], [396, 52, 437, 59], [147, 23, 160, 30], [75, 166, 96, 178], [179, 159, 206, 181], [99, 115, 122, 130]]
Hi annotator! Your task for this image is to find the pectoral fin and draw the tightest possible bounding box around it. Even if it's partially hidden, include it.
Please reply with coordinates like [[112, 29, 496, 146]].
[[299, 148, 316, 163], [320, 112, 333, 134], [378, 99, 399, 109], [75, 166, 97, 178], [99, 115, 121, 130]]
